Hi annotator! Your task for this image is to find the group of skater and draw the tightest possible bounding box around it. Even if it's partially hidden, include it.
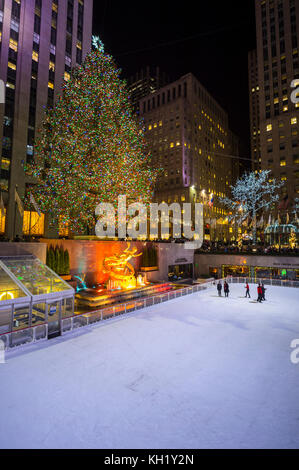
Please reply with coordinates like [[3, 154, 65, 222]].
[[216, 280, 230, 297], [216, 280, 267, 302]]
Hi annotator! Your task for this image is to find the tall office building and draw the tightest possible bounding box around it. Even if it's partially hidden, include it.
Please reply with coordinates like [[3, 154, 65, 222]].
[[252, 0, 299, 206], [127, 66, 169, 112], [139, 73, 238, 241], [248, 49, 262, 171], [0, 0, 93, 239]]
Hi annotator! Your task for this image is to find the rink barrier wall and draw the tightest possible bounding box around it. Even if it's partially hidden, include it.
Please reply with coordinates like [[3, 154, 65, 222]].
[[1, 278, 298, 352]]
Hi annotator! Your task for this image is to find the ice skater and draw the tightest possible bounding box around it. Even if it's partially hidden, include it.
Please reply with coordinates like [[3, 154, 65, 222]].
[[261, 283, 266, 301], [257, 284, 262, 303], [224, 281, 230, 297], [217, 281, 222, 297], [245, 282, 251, 298]]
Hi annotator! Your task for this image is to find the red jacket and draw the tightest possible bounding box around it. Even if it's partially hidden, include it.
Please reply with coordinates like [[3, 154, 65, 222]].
[[245, 284, 249, 290], [257, 286, 262, 294]]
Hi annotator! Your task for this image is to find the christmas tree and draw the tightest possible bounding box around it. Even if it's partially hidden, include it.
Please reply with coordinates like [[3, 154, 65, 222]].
[[27, 38, 158, 234]]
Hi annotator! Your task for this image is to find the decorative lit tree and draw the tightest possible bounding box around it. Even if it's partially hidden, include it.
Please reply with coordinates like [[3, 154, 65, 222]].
[[26, 37, 158, 234], [293, 198, 299, 225], [289, 229, 297, 249], [220, 170, 284, 245]]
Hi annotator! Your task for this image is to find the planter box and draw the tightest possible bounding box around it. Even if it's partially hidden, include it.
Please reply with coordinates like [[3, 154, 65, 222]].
[[140, 266, 159, 272]]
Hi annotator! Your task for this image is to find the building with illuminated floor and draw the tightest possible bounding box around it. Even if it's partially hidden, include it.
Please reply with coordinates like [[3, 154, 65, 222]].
[[139, 72, 240, 242], [0, 0, 93, 240], [250, 0, 299, 204]]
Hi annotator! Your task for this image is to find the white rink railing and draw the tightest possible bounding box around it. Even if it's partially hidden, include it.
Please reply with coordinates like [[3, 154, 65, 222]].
[[2, 277, 297, 352], [1, 280, 216, 352], [226, 277, 299, 288]]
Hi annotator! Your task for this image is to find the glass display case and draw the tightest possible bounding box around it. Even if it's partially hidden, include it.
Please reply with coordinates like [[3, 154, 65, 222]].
[[0, 256, 74, 339]]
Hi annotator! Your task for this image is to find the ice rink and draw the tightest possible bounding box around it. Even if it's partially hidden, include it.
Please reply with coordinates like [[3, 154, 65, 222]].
[[0, 283, 299, 449]]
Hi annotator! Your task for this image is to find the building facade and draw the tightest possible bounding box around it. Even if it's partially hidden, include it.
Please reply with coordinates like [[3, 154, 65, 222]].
[[139, 73, 239, 242], [248, 49, 262, 171], [0, 0, 93, 239], [127, 66, 169, 112], [253, 0, 299, 206]]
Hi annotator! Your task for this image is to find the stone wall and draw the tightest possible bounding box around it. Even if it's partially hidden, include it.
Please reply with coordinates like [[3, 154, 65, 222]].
[[43, 239, 195, 284], [0, 242, 47, 263], [43, 239, 148, 285], [195, 253, 299, 277]]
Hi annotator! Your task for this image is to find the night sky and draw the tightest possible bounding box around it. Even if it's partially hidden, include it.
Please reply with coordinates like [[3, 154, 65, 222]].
[[93, 0, 256, 161]]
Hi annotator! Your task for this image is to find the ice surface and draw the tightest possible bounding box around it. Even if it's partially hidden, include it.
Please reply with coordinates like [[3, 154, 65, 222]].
[[0, 283, 299, 449]]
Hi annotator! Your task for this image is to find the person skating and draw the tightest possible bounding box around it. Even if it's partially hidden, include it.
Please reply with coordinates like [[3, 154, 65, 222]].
[[217, 281, 222, 297], [261, 283, 266, 301], [257, 284, 262, 302], [224, 281, 230, 297], [245, 282, 251, 298]]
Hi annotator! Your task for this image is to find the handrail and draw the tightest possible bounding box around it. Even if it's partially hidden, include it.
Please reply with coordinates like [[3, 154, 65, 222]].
[[1, 277, 298, 351]]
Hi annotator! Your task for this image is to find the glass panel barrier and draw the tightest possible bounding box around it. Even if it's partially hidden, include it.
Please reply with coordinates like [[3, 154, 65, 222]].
[[0, 306, 12, 334], [13, 305, 30, 331], [32, 302, 46, 326]]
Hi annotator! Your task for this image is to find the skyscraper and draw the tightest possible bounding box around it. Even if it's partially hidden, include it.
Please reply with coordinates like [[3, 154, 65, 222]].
[[0, 0, 93, 239], [252, 0, 299, 207], [127, 66, 169, 112], [139, 73, 238, 241], [248, 49, 262, 171]]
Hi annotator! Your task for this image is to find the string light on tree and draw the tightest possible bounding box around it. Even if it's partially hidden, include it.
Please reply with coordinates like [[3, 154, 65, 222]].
[[26, 38, 159, 234]]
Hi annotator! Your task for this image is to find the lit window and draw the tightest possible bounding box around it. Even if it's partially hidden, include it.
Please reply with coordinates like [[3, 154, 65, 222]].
[[32, 51, 39, 62], [159, 121, 163, 127], [1, 159, 11, 170], [283, 105, 288, 112], [49, 61, 55, 71], [170, 143, 174, 148], [148, 125, 152, 130], [59, 216, 69, 237], [9, 38, 18, 52], [64, 71, 70, 81], [22, 212, 45, 236], [48, 81, 54, 89], [8, 62, 16, 70], [0, 207, 6, 234], [266, 124, 272, 131], [291, 117, 297, 125]]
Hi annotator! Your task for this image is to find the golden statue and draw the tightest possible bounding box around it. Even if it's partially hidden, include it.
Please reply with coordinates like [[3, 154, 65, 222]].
[[103, 242, 143, 290]]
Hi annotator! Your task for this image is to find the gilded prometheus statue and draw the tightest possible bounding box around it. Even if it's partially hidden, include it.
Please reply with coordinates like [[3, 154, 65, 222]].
[[103, 243, 142, 289]]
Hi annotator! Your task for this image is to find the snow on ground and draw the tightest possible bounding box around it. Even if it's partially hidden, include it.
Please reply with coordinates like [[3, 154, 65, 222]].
[[0, 283, 299, 449]]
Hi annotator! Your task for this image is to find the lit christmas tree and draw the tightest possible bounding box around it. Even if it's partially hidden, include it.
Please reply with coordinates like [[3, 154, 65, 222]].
[[27, 37, 158, 234]]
